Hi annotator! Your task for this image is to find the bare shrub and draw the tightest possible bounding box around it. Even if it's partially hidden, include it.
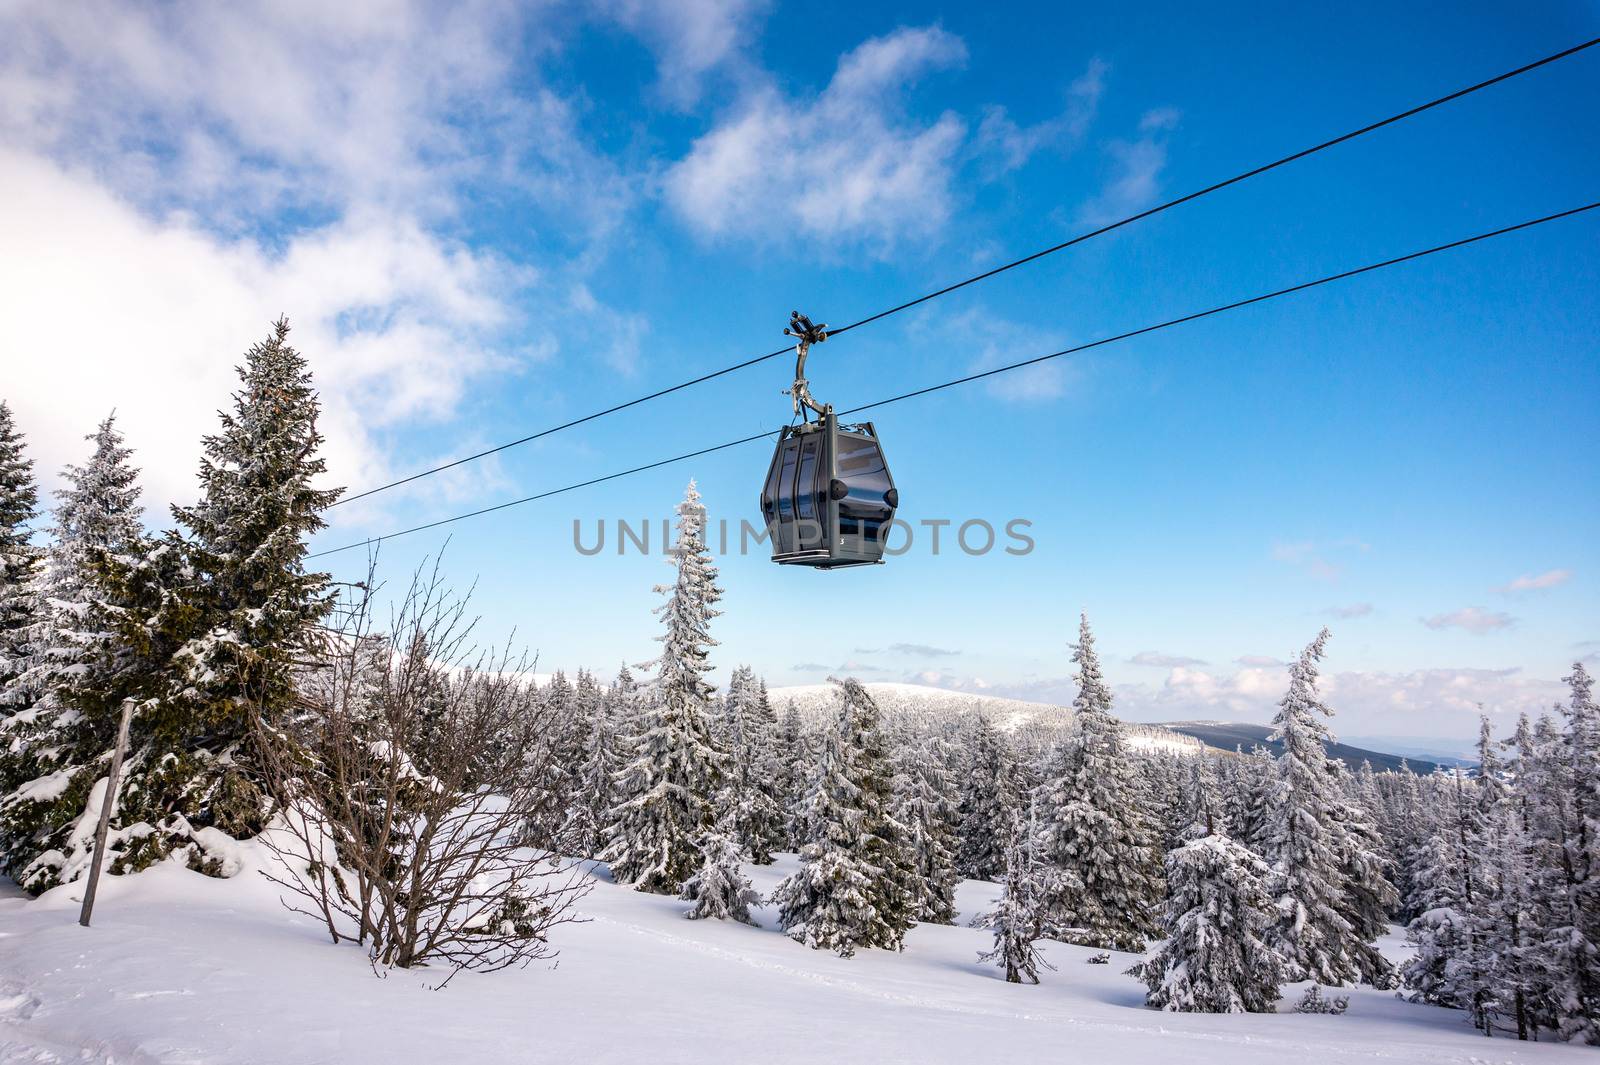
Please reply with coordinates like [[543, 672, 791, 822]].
[[257, 558, 589, 982]]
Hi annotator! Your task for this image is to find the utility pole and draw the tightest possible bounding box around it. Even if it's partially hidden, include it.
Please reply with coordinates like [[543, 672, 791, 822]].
[[78, 698, 134, 927]]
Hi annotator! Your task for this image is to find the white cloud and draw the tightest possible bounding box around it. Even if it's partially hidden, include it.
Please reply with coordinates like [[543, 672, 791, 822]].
[[912, 669, 991, 691], [1270, 538, 1369, 582], [1138, 106, 1181, 132], [1325, 603, 1374, 619], [1076, 109, 1179, 226], [1119, 664, 1568, 738], [0, 1, 644, 525], [663, 25, 968, 252], [1496, 568, 1572, 593], [1422, 607, 1516, 635], [1235, 654, 1286, 668], [0, 1, 571, 218], [888, 643, 961, 658], [1129, 651, 1207, 668], [598, 0, 768, 108], [0, 150, 528, 514], [913, 307, 1074, 402], [973, 57, 1105, 176]]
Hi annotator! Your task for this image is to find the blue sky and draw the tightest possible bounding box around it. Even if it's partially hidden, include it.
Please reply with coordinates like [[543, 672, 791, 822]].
[[2, 1, 1596, 745]]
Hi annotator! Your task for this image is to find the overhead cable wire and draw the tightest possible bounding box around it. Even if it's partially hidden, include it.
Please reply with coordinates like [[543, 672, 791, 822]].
[[306, 200, 1599, 560], [328, 37, 1600, 509]]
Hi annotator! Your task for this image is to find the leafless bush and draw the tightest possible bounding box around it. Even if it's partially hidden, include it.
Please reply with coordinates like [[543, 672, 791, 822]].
[[257, 557, 590, 983]]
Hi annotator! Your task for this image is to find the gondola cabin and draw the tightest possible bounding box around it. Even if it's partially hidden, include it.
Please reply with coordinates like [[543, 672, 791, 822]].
[[760, 410, 898, 568]]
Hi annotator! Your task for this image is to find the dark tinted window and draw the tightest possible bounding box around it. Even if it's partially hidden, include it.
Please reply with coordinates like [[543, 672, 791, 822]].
[[837, 434, 890, 496], [796, 438, 820, 519], [776, 443, 799, 520]]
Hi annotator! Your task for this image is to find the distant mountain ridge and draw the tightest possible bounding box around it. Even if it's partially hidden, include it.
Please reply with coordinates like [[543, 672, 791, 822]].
[[768, 683, 1204, 756], [767, 683, 1438, 773], [1158, 720, 1441, 775]]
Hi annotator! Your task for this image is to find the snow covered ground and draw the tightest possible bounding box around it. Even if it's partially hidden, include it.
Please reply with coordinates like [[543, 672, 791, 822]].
[[0, 851, 1588, 1065]]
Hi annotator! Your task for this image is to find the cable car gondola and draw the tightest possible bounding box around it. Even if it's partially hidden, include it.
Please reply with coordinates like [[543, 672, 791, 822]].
[[760, 313, 899, 569]]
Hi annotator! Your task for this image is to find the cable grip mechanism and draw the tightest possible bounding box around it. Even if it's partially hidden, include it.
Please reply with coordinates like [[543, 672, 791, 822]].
[[783, 310, 830, 420]]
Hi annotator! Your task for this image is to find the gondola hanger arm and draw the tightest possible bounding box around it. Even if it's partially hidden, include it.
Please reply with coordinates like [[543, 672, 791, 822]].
[[783, 310, 831, 420]]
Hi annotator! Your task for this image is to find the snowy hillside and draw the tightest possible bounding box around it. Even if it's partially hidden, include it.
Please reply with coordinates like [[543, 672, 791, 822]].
[[769, 682, 1205, 754], [1, 852, 1589, 1065]]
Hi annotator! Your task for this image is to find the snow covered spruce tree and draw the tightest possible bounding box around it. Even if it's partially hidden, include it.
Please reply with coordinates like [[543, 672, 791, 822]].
[[774, 699, 809, 849], [1132, 757, 1287, 1012], [604, 481, 725, 894], [894, 733, 962, 924], [1035, 614, 1161, 951], [158, 317, 340, 842], [572, 671, 626, 859], [1400, 771, 1481, 1009], [956, 713, 1015, 880], [773, 678, 917, 957], [3, 415, 141, 713], [0, 415, 144, 884], [1542, 663, 1600, 1043], [979, 809, 1056, 984], [0, 401, 40, 708], [682, 790, 761, 924], [4, 323, 339, 889], [1478, 713, 1547, 1041], [1259, 629, 1396, 986], [720, 665, 784, 864]]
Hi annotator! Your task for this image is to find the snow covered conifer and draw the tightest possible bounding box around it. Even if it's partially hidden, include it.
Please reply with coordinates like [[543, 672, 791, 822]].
[[571, 670, 623, 858], [170, 318, 340, 723], [957, 714, 1015, 880], [603, 481, 724, 894], [1260, 629, 1396, 986], [894, 733, 962, 924], [2, 414, 141, 714], [773, 678, 917, 956], [1132, 759, 1287, 1013], [4, 322, 340, 889], [0, 415, 145, 884], [773, 699, 811, 850], [979, 811, 1056, 984], [0, 401, 40, 706], [682, 791, 761, 924], [720, 666, 784, 864], [1545, 664, 1600, 1044], [1035, 614, 1162, 951]]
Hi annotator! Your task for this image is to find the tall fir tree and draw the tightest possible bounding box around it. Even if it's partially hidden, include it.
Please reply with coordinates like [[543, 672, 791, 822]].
[[2, 414, 141, 713], [979, 809, 1056, 984], [1035, 614, 1161, 951], [1547, 664, 1600, 1043], [0, 414, 144, 884], [603, 481, 724, 894], [773, 699, 809, 850], [1495, 712, 1553, 1040], [1400, 771, 1481, 1007], [893, 733, 962, 924], [1260, 628, 1395, 986], [773, 678, 917, 957], [956, 713, 1015, 880], [572, 669, 622, 858], [0, 401, 40, 709], [720, 666, 784, 864]]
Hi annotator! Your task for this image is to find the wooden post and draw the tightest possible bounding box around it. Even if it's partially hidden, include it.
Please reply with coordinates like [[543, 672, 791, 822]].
[[78, 698, 134, 928]]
